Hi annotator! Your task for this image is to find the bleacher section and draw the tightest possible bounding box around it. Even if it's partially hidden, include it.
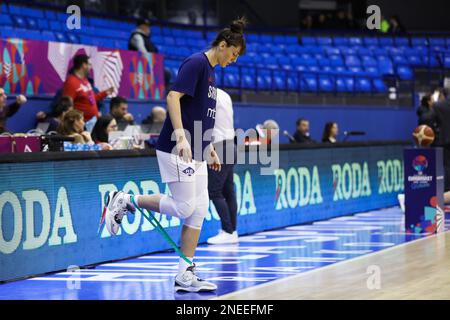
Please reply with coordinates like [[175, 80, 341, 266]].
[[1, 2, 450, 95]]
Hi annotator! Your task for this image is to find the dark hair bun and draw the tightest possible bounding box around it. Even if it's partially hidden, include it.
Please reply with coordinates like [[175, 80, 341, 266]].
[[230, 17, 247, 34]]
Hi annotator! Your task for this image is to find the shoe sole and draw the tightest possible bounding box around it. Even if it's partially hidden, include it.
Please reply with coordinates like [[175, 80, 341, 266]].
[[174, 285, 217, 292]]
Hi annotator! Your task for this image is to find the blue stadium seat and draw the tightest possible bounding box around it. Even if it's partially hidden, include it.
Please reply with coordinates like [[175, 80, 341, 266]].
[[175, 37, 187, 46], [355, 77, 372, 92], [151, 26, 162, 36], [325, 47, 340, 56], [301, 74, 318, 92], [394, 37, 409, 46], [361, 55, 377, 67], [348, 66, 365, 77], [44, 10, 56, 20], [273, 71, 287, 90], [363, 37, 379, 47], [317, 36, 332, 46], [339, 47, 358, 55], [162, 28, 173, 36], [50, 20, 64, 31], [333, 37, 349, 46], [301, 36, 316, 45], [162, 36, 175, 46], [411, 37, 428, 47], [443, 53, 450, 69], [373, 78, 387, 92], [345, 55, 361, 67], [319, 75, 334, 92], [241, 68, 255, 89], [285, 35, 298, 44], [335, 77, 348, 92], [1, 2, 9, 13], [287, 73, 299, 91], [37, 18, 49, 30], [396, 66, 413, 80], [329, 55, 344, 67], [365, 66, 380, 77], [379, 37, 394, 46], [257, 70, 272, 90], [224, 72, 239, 88], [278, 56, 292, 70], [41, 31, 57, 41], [296, 54, 317, 66], [391, 54, 409, 66], [12, 16, 27, 29], [0, 14, 13, 26], [348, 37, 363, 46], [377, 57, 394, 75], [260, 34, 273, 43], [66, 33, 79, 44], [407, 55, 422, 66], [357, 47, 373, 56], [273, 35, 286, 44]]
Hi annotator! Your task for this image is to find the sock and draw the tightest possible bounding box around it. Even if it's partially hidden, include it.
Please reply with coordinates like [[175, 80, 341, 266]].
[[178, 256, 193, 274]]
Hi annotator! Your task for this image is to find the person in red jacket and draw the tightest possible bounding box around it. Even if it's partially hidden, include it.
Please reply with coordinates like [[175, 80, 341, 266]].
[[62, 54, 113, 122]]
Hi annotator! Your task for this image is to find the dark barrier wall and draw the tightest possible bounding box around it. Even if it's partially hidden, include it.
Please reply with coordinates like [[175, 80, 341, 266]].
[[5, 97, 417, 143], [0, 142, 406, 282]]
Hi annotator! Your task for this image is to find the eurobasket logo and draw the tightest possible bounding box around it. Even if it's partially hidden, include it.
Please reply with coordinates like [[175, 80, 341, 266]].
[[408, 155, 433, 188], [412, 155, 428, 174]]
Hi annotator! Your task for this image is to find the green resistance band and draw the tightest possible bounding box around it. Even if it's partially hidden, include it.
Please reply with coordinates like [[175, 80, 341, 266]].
[[130, 196, 193, 266]]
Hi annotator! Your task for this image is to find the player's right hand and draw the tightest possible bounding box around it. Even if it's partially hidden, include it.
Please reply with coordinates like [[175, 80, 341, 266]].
[[176, 135, 192, 163]]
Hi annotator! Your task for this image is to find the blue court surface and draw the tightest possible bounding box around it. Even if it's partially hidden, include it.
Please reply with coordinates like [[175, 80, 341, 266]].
[[0, 207, 443, 300]]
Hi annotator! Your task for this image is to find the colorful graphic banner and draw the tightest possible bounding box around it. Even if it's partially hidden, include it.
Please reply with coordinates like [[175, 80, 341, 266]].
[[404, 148, 445, 234], [0, 144, 405, 282], [0, 38, 165, 100]]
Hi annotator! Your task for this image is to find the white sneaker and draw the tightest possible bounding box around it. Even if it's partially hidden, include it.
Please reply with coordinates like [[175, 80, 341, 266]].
[[104, 191, 135, 235], [174, 264, 217, 292], [207, 229, 238, 245]]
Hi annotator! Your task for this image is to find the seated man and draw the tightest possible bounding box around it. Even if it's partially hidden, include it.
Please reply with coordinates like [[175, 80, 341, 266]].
[[0, 87, 27, 133], [293, 118, 315, 144], [109, 96, 134, 129]]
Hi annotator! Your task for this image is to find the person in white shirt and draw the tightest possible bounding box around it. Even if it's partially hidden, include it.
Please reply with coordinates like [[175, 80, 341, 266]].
[[207, 88, 239, 244]]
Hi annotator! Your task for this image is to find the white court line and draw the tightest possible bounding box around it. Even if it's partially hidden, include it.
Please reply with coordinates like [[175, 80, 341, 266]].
[[214, 230, 450, 300]]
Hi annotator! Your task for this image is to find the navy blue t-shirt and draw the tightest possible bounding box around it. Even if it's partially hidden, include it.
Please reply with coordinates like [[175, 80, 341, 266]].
[[157, 52, 217, 161]]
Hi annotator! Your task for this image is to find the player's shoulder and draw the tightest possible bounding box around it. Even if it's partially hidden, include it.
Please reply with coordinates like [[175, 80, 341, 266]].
[[181, 52, 209, 69]]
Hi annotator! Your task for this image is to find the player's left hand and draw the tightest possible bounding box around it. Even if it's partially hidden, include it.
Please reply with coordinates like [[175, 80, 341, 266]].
[[16, 95, 27, 105], [207, 148, 221, 172]]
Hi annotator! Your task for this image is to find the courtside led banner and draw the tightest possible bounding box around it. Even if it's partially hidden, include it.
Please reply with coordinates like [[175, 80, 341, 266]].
[[0, 38, 165, 100], [0, 144, 405, 282]]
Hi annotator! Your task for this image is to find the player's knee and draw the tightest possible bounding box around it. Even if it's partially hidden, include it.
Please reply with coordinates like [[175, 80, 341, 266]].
[[176, 199, 196, 218]]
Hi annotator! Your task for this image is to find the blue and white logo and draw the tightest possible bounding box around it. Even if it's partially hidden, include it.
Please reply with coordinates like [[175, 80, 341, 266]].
[[182, 167, 195, 176]]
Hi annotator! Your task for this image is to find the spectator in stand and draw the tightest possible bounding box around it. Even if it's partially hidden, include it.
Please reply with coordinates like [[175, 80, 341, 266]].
[[293, 118, 315, 144], [57, 109, 93, 144], [128, 18, 171, 89], [322, 122, 339, 143], [62, 54, 113, 122], [142, 106, 166, 124], [91, 114, 117, 149], [109, 96, 134, 128], [41, 96, 74, 133], [417, 94, 437, 135], [0, 87, 27, 134], [301, 14, 313, 30], [128, 18, 158, 53], [389, 15, 406, 34]]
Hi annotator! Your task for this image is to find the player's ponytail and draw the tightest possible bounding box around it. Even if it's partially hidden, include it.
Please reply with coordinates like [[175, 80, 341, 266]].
[[212, 17, 247, 55]]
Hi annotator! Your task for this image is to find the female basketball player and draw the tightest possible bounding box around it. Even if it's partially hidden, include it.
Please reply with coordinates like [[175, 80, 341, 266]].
[[103, 17, 247, 292]]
